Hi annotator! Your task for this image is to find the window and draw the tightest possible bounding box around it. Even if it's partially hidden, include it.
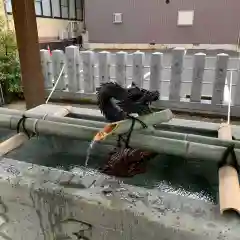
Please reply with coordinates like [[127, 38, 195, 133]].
[[42, 0, 52, 17], [5, 0, 83, 21], [177, 11, 194, 26], [35, 0, 43, 16], [52, 0, 61, 17], [60, 0, 69, 19], [5, 0, 12, 13], [76, 0, 83, 20], [113, 13, 123, 24], [69, 0, 76, 19]]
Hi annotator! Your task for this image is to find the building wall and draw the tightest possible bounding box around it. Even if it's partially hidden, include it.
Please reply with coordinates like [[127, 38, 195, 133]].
[[6, 15, 77, 42], [85, 0, 240, 44], [3, 0, 84, 42]]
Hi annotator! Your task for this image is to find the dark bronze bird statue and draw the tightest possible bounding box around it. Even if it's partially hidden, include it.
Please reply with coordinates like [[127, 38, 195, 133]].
[[96, 82, 159, 177]]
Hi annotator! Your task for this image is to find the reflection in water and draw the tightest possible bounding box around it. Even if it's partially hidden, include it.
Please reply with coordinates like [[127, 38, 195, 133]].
[[6, 135, 219, 203]]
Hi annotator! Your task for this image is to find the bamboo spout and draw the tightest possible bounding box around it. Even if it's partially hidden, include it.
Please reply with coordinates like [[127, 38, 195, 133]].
[[0, 133, 29, 157], [94, 109, 173, 141]]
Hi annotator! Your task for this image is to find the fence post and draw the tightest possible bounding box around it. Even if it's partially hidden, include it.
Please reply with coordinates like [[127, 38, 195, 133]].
[[150, 52, 162, 91], [169, 48, 184, 101], [40, 49, 53, 89], [190, 53, 206, 102], [116, 51, 127, 86], [65, 46, 80, 92], [98, 51, 111, 84], [212, 53, 229, 105], [81, 51, 95, 93], [132, 51, 144, 87], [52, 50, 66, 90]]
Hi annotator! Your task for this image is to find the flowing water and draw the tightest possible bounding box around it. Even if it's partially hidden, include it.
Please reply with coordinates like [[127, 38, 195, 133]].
[[84, 140, 97, 167], [5, 135, 219, 203]]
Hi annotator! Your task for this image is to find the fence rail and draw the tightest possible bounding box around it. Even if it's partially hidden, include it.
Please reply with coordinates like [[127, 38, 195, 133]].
[[40, 46, 240, 117]]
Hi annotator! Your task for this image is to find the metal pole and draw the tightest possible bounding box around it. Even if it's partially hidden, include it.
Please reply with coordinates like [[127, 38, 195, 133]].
[[227, 71, 233, 124]]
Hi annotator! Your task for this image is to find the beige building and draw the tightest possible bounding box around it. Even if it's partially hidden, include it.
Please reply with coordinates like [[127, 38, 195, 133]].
[[2, 0, 84, 43]]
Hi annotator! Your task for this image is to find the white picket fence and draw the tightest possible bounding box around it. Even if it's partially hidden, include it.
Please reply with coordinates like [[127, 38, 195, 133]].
[[40, 46, 240, 117]]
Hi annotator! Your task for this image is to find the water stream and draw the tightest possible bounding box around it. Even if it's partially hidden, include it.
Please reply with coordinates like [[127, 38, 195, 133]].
[[85, 140, 97, 167]]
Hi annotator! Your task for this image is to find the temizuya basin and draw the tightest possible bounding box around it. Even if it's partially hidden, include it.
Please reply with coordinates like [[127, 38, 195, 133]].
[[0, 104, 239, 240]]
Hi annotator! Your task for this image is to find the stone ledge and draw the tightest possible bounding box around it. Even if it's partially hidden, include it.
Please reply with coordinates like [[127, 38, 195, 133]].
[[0, 157, 239, 239]]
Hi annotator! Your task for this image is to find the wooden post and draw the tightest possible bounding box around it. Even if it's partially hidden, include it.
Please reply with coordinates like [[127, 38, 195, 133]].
[[12, 0, 45, 109], [218, 123, 240, 214]]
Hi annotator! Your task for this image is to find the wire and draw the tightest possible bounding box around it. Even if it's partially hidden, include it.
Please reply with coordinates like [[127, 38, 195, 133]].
[[45, 64, 65, 104]]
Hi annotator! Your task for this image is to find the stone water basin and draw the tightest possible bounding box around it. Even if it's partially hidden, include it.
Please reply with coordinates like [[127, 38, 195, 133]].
[[0, 133, 239, 239]]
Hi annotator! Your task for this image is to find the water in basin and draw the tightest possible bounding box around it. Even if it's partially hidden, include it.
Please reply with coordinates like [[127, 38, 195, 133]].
[[5, 134, 219, 203], [0, 128, 17, 141]]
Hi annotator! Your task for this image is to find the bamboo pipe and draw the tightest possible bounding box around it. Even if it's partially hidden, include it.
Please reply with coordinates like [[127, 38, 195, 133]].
[[24, 113, 219, 143], [28, 113, 106, 129], [141, 129, 240, 150], [12, 117, 224, 160], [218, 123, 240, 214], [8, 111, 240, 153], [93, 109, 173, 141], [22, 112, 240, 152], [0, 114, 239, 162], [0, 112, 240, 153], [0, 108, 23, 116], [0, 113, 240, 153], [0, 104, 221, 137], [52, 106, 72, 117], [33, 112, 240, 152], [0, 133, 29, 157], [25, 111, 216, 142], [2, 105, 216, 136]]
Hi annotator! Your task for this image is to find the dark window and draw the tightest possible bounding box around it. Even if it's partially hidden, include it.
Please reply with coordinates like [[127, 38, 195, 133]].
[[60, 0, 69, 19], [69, 0, 76, 19], [5, 0, 83, 21], [76, 0, 83, 20]]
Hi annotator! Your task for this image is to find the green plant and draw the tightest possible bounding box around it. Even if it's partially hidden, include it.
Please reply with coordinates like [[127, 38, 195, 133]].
[[0, 14, 22, 102], [0, 54, 22, 92]]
